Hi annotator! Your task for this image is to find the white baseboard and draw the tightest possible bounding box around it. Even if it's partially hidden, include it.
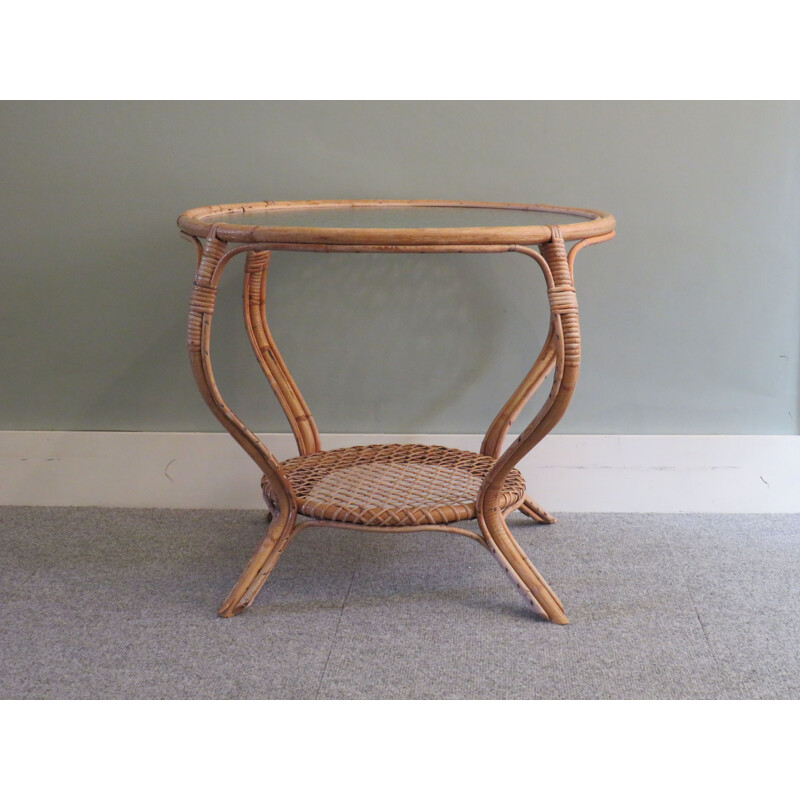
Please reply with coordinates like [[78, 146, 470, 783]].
[[1, 431, 798, 513]]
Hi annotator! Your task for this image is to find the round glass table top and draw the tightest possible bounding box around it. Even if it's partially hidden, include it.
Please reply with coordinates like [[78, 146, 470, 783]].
[[178, 200, 615, 246]]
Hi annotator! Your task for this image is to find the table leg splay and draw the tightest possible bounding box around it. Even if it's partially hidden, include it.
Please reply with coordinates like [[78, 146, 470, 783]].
[[218, 506, 298, 618], [519, 496, 557, 524], [182, 211, 614, 624]]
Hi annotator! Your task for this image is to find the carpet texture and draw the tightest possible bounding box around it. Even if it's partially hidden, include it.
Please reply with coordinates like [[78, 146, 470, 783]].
[[1, 507, 798, 699]]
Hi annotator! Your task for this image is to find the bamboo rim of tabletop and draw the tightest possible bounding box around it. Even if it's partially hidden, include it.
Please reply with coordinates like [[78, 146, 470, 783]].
[[177, 199, 615, 246]]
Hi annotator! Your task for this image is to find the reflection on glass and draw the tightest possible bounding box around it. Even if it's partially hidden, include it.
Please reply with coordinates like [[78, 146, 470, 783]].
[[205, 205, 592, 229]]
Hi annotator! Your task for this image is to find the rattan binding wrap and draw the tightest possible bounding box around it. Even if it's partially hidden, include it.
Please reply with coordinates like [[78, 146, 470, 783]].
[[263, 444, 526, 526]]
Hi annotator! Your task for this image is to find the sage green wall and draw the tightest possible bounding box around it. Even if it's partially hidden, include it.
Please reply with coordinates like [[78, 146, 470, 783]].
[[1, 101, 798, 434]]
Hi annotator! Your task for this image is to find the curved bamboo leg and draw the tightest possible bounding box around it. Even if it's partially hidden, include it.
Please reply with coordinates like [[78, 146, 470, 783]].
[[478, 312, 572, 621], [244, 251, 321, 456], [481, 317, 558, 525], [479, 328, 568, 623], [490, 237, 581, 473], [218, 507, 298, 617], [479, 282, 561, 527], [519, 495, 557, 524], [479, 505, 567, 623], [477, 229, 580, 622], [186, 233, 299, 617]]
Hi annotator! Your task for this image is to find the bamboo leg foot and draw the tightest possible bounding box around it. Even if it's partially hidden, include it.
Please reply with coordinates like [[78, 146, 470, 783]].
[[218, 510, 297, 617], [519, 494, 557, 524], [479, 507, 568, 624]]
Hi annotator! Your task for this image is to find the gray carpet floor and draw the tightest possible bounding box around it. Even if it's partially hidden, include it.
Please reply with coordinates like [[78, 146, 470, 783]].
[[1, 506, 798, 699]]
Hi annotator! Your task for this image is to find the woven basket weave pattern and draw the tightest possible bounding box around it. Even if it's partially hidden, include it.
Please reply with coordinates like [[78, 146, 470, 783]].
[[263, 444, 526, 527]]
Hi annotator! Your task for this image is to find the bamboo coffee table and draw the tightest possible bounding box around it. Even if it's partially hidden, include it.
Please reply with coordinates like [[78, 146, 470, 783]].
[[178, 200, 615, 624]]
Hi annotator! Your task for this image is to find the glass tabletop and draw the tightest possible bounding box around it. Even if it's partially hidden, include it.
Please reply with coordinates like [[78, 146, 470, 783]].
[[179, 200, 615, 245], [203, 205, 592, 229]]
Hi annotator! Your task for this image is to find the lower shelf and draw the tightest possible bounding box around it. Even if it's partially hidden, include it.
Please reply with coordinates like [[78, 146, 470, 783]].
[[262, 443, 526, 527]]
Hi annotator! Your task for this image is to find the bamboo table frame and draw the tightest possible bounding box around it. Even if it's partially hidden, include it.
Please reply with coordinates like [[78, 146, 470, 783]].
[[178, 200, 615, 624]]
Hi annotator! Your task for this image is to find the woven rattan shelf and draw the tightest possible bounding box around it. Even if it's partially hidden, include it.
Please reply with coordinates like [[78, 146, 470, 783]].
[[178, 199, 615, 624], [263, 444, 527, 526]]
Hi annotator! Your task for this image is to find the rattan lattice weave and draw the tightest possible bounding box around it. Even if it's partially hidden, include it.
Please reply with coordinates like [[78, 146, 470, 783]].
[[263, 444, 526, 526]]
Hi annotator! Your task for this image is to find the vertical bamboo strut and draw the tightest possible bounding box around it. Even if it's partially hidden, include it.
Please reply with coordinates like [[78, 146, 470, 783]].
[[243, 250, 321, 456]]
